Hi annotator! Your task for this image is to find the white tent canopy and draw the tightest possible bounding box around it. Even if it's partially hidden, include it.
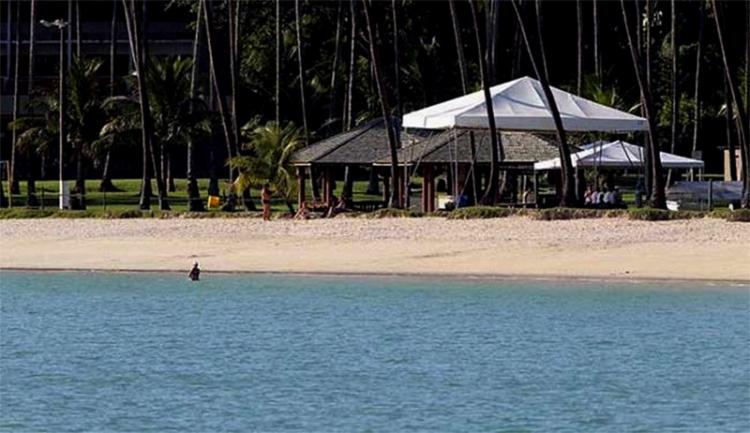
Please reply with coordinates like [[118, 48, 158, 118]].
[[403, 76, 648, 132], [534, 140, 705, 170]]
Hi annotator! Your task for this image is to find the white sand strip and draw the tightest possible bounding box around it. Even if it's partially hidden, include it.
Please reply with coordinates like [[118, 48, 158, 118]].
[[1, 217, 748, 282]]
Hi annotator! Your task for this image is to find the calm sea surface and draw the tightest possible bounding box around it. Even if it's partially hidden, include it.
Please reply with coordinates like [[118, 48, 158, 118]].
[[1, 272, 748, 432]]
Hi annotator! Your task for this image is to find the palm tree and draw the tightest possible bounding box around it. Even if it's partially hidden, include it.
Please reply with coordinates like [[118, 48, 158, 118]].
[[576, 0, 583, 94], [100, 0, 119, 192], [362, 0, 400, 208], [231, 121, 305, 214], [510, 0, 576, 206], [448, 0, 469, 95], [294, 0, 310, 144], [722, 78, 737, 181], [202, 0, 236, 181], [122, 0, 169, 210], [187, 0, 205, 211], [328, 0, 343, 125], [275, 0, 281, 125], [468, 0, 502, 205], [710, 0, 749, 207], [25, 0, 38, 206], [343, 0, 356, 131], [67, 57, 108, 209], [667, 0, 679, 185], [9, 0, 20, 200], [620, 0, 665, 209], [592, 0, 600, 83], [690, 0, 705, 158]]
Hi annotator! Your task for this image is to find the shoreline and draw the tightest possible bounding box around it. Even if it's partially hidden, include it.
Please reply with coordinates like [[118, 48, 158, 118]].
[[2, 267, 749, 286], [2, 217, 749, 283]]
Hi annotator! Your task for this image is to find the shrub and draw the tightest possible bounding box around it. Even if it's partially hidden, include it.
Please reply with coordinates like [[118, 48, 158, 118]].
[[532, 207, 604, 220], [725, 209, 750, 222], [447, 207, 516, 219], [0, 209, 56, 219], [367, 208, 424, 218]]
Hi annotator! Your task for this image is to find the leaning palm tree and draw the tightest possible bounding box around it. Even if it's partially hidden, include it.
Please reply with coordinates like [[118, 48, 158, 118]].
[[710, 0, 749, 208], [362, 0, 400, 208], [202, 0, 236, 180], [620, 0, 665, 209], [510, 0, 576, 206], [468, 0, 502, 205], [231, 121, 305, 214], [294, 0, 310, 144]]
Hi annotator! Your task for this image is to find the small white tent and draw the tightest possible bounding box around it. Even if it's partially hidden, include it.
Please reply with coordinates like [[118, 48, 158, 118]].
[[534, 140, 704, 170], [402, 76, 648, 132]]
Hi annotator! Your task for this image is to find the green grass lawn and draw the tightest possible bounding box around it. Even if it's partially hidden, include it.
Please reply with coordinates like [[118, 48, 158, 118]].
[[4, 178, 386, 213]]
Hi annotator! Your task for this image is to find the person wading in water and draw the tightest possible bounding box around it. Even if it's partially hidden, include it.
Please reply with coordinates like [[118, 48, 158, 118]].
[[189, 262, 201, 281]]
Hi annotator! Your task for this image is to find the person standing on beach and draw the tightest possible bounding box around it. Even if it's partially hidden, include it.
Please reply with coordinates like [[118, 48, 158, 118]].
[[261, 183, 272, 221], [188, 262, 201, 281]]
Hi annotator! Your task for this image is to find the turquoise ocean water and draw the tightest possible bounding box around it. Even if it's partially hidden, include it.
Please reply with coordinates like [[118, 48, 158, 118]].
[[1, 272, 748, 432]]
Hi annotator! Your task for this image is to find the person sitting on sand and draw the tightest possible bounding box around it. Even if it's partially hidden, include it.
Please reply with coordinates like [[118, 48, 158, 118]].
[[261, 183, 272, 221], [189, 262, 200, 281], [294, 201, 310, 220], [326, 196, 349, 218]]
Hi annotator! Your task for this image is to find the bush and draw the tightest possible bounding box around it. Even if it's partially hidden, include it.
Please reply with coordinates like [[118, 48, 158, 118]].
[[447, 206, 516, 219], [626, 208, 706, 221], [0, 209, 56, 219], [367, 208, 424, 218], [532, 207, 604, 220], [725, 209, 750, 222]]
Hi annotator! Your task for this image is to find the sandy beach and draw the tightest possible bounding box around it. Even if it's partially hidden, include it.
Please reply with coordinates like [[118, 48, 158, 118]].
[[1, 217, 748, 282]]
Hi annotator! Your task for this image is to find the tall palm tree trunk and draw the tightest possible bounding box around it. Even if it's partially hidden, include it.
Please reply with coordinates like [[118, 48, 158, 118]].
[[123, 0, 169, 210], [343, 0, 356, 132], [724, 79, 737, 181], [100, 0, 118, 192], [328, 0, 343, 125], [187, 1, 204, 211], [469, 0, 502, 205], [711, 0, 749, 207], [448, 0, 469, 95], [448, 0, 479, 203], [576, 0, 583, 94], [75, 0, 81, 57], [712, 0, 749, 206], [362, 0, 400, 208], [25, 0, 38, 207], [275, 0, 281, 125], [620, 0, 665, 209], [667, 0, 679, 186], [511, 0, 576, 206], [690, 0, 704, 157], [592, 0, 600, 83], [202, 0, 236, 182], [9, 0, 21, 200], [294, 0, 310, 144]]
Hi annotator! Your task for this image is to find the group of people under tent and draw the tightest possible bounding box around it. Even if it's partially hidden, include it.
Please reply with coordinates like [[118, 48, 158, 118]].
[[583, 183, 625, 208]]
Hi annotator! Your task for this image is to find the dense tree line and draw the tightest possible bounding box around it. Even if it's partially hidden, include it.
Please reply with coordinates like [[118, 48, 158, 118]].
[[2, 0, 749, 209]]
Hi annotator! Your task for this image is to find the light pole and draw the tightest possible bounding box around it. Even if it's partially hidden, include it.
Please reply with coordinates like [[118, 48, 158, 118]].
[[40, 19, 68, 209]]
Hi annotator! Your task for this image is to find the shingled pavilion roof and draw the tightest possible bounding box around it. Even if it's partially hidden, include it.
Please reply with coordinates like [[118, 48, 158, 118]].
[[292, 118, 412, 166], [374, 130, 563, 166]]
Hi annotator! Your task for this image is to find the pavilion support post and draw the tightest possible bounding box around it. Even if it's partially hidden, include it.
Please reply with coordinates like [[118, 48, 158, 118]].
[[422, 164, 436, 213], [323, 167, 334, 205], [382, 171, 390, 204], [533, 171, 539, 208], [296, 167, 306, 208]]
